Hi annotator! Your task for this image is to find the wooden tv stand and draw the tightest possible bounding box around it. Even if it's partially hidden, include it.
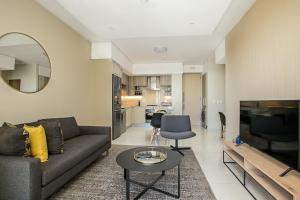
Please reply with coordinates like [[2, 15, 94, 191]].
[[223, 141, 300, 200]]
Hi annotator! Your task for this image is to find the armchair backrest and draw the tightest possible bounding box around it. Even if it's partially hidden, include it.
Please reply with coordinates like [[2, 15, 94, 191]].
[[161, 115, 191, 132]]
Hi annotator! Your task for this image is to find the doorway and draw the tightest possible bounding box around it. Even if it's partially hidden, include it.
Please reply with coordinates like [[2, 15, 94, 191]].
[[182, 73, 202, 125], [8, 79, 21, 90]]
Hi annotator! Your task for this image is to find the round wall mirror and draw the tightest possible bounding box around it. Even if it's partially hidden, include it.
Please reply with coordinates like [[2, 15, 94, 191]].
[[0, 32, 51, 93]]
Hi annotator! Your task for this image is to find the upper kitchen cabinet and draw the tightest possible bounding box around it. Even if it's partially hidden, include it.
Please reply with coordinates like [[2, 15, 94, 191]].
[[160, 75, 172, 86], [128, 77, 134, 95], [133, 76, 147, 87], [121, 73, 129, 96], [122, 73, 129, 86]]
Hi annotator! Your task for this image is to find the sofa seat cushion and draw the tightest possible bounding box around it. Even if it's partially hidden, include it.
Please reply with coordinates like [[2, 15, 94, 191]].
[[41, 134, 110, 186]]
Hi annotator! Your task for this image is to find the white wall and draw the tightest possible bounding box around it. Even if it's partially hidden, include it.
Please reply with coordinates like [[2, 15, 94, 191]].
[[0, 55, 15, 70], [215, 40, 226, 64], [206, 56, 225, 131], [91, 42, 133, 73], [3, 64, 38, 92], [132, 63, 183, 75], [171, 74, 183, 115], [38, 65, 51, 77], [91, 42, 112, 59], [111, 43, 133, 74], [183, 65, 203, 73]]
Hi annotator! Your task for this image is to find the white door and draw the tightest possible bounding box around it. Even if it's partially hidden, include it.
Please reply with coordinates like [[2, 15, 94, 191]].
[[183, 74, 202, 125]]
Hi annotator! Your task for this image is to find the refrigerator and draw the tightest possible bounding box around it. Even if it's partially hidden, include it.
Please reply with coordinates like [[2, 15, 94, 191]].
[[112, 74, 122, 140]]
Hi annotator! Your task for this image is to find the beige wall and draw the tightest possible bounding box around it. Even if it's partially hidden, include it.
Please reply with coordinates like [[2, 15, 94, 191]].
[[226, 0, 300, 139], [143, 89, 158, 106], [0, 0, 112, 126], [89, 59, 113, 126], [206, 56, 225, 131], [171, 74, 183, 115], [183, 73, 202, 125]]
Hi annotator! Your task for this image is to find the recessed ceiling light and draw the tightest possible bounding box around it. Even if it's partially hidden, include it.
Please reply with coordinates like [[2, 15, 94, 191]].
[[153, 47, 168, 54], [189, 21, 196, 25]]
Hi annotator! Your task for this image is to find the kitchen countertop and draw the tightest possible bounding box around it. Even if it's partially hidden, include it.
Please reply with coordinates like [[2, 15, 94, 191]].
[[121, 106, 146, 109]]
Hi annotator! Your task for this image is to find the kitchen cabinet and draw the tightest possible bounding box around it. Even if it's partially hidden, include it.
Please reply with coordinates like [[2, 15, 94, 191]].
[[122, 73, 129, 86], [124, 106, 145, 128], [128, 77, 135, 95], [126, 107, 132, 127], [133, 76, 147, 87], [132, 107, 145, 124], [160, 75, 171, 86], [128, 76, 147, 95], [121, 73, 129, 95]]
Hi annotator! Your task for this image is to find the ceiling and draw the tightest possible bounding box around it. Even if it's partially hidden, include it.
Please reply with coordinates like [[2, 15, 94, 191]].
[[114, 36, 215, 64], [37, 0, 255, 64], [0, 33, 50, 68], [0, 44, 50, 68]]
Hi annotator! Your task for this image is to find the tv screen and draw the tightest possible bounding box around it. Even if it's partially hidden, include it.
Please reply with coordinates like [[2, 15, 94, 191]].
[[240, 100, 300, 171]]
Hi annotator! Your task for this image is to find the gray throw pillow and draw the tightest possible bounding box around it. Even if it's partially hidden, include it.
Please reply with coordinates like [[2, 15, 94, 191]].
[[39, 120, 64, 154], [39, 117, 80, 140], [0, 127, 26, 156], [2, 122, 17, 128]]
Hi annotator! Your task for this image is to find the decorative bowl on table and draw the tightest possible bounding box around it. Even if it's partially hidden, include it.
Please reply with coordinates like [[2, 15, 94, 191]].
[[133, 147, 167, 164]]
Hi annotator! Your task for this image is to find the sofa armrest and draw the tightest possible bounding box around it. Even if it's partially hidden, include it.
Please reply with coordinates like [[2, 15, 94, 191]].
[[0, 156, 42, 200], [79, 126, 111, 137]]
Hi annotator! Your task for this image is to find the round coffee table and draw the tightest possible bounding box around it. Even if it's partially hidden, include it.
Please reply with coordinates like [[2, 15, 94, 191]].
[[116, 147, 181, 200]]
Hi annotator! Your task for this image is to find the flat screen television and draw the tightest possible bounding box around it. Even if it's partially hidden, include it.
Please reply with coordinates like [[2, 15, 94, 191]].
[[240, 100, 300, 172]]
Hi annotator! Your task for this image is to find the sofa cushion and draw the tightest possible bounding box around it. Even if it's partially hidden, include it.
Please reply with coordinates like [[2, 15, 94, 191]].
[[39, 120, 64, 154], [2, 122, 17, 128], [24, 125, 49, 163], [2, 123, 32, 156], [39, 117, 80, 140], [15, 122, 39, 128], [0, 127, 26, 156], [41, 134, 110, 186]]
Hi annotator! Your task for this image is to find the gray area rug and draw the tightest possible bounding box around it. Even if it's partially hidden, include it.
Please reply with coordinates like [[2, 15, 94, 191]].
[[50, 145, 216, 200]]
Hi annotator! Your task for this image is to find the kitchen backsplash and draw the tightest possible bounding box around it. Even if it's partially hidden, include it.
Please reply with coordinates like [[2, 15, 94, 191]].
[[121, 96, 140, 107], [122, 85, 173, 108]]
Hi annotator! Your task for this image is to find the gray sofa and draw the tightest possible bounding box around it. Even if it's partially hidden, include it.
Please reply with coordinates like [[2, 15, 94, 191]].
[[0, 117, 111, 200]]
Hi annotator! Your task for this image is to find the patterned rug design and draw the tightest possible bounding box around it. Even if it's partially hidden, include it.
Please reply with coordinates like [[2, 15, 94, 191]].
[[50, 145, 216, 200]]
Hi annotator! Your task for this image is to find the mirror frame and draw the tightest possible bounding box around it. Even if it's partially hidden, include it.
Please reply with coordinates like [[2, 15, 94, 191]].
[[0, 32, 51, 94]]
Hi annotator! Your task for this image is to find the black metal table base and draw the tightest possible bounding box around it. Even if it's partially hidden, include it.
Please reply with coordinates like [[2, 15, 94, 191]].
[[124, 165, 180, 200]]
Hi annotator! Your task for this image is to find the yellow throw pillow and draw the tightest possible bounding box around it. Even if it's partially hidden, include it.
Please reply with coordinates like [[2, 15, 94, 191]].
[[23, 125, 48, 163]]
